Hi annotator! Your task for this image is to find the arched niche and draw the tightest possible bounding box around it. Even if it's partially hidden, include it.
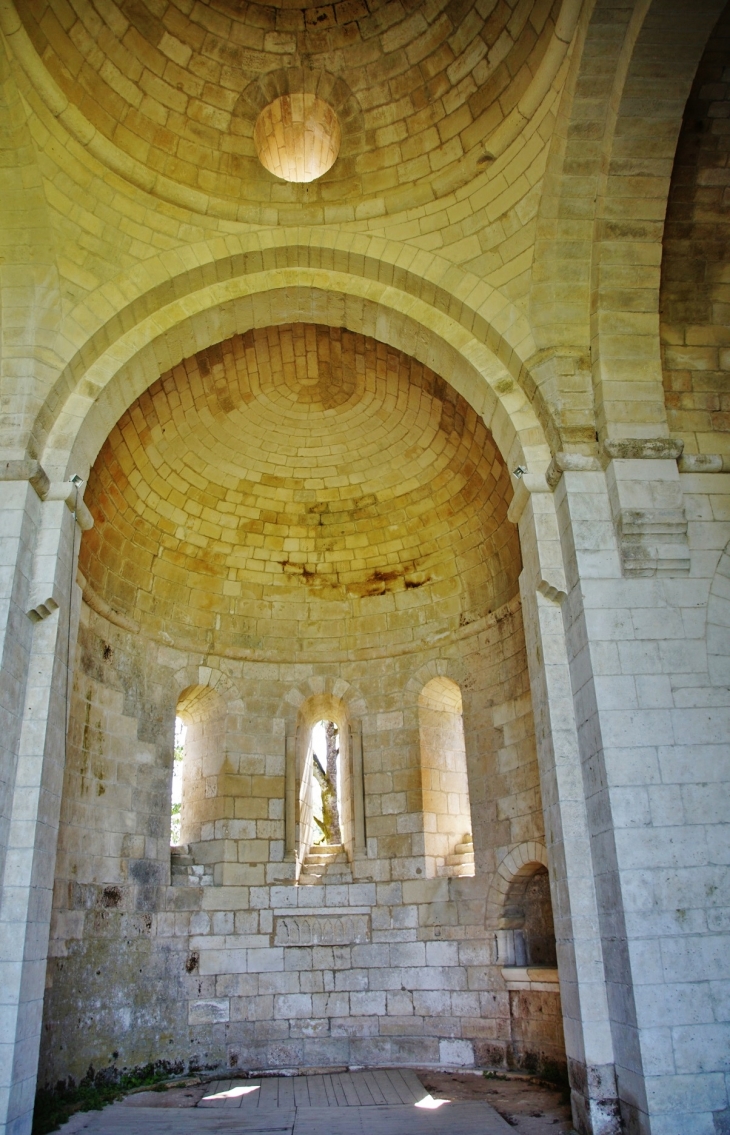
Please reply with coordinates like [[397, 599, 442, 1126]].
[[175, 684, 227, 849], [497, 861, 557, 969], [417, 676, 474, 879]]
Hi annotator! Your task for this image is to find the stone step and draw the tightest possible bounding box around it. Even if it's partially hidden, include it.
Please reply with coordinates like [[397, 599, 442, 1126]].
[[170, 846, 214, 886], [299, 843, 353, 886], [300, 863, 352, 877], [445, 850, 475, 867], [437, 862, 475, 878]]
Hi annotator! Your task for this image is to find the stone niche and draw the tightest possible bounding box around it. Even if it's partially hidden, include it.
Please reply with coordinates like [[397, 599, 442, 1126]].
[[40, 325, 564, 1085], [497, 866, 564, 1074]]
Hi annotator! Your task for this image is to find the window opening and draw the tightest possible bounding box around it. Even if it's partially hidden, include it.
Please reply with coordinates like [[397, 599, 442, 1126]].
[[170, 716, 186, 846], [310, 720, 341, 845]]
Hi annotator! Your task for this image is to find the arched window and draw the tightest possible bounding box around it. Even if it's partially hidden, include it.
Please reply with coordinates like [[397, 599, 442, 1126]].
[[291, 694, 365, 879], [418, 676, 474, 878], [498, 864, 557, 967], [302, 720, 343, 849], [299, 715, 355, 861]]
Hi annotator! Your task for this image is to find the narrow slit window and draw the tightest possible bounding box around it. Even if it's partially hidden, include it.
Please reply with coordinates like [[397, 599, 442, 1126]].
[[308, 720, 341, 847]]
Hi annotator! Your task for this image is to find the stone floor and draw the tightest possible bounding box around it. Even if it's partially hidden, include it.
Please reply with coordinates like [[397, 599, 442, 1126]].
[[58, 1069, 575, 1135]]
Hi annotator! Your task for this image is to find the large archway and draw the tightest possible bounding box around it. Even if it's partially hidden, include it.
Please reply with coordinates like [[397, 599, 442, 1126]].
[[28, 239, 553, 482], [40, 319, 563, 1088]]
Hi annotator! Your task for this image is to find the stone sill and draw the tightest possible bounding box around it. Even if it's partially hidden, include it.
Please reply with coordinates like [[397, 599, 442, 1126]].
[[501, 966, 560, 992]]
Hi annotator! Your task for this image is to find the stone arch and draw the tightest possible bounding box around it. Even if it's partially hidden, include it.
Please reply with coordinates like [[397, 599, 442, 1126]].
[[708, 538, 730, 688], [486, 841, 550, 929], [278, 675, 368, 732], [26, 235, 555, 482], [403, 659, 458, 715], [172, 665, 243, 714], [531, 0, 725, 447], [403, 660, 461, 772], [419, 677, 463, 715], [0, 45, 62, 461]]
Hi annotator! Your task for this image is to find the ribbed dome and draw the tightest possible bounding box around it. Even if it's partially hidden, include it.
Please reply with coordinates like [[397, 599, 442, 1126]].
[[79, 324, 520, 656], [18, 0, 563, 214]]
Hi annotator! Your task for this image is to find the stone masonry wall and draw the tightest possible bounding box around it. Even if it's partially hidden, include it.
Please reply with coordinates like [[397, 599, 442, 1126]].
[[39, 593, 564, 1086], [661, 3, 730, 459]]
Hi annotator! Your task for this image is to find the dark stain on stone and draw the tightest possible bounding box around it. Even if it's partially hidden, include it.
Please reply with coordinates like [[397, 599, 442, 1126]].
[[101, 886, 122, 908]]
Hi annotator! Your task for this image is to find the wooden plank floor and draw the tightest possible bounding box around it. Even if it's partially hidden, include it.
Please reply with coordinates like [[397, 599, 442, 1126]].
[[65, 1101, 512, 1133], [198, 1069, 427, 1108], [59, 1072, 515, 1133]]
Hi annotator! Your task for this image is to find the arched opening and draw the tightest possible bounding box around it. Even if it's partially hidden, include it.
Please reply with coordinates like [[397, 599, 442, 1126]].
[[42, 321, 536, 1089], [295, 697, 358, 883], [309, 721, 342, 847], [498, 863, 557, 969], [175, 684, 227, 848], [496, 861, 564, 1077], [418, 677, 474, 879], [297, 719, 353, 884]]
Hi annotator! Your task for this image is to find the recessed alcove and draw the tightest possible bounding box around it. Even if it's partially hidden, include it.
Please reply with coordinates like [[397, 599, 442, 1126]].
[[78, 324, 521, 658], [43, 322, 560, 1084]]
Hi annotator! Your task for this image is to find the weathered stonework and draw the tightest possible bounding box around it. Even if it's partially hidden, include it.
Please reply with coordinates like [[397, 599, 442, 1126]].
[[1, 4, 729, 1135]]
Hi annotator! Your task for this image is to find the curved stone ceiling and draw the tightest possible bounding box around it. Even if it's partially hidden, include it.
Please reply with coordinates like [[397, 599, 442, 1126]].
[[18, 0, 563, 214], [79, 324, 520, 656]]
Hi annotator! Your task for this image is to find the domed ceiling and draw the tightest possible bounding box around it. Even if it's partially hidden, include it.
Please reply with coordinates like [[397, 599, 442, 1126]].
[[79, 324, 520, 657], [18, 0, 563, 217]]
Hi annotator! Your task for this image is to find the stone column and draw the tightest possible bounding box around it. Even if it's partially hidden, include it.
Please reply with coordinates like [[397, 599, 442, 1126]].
[[0, 471, 40, 909], [0, 468, 90, 1135], [349, 720, 366, 858], [553, 449, 730, 1135], [512, 473, 621, 1135]]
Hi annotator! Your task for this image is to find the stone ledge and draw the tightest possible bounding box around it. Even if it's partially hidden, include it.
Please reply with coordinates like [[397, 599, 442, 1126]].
[[501, 966, 560, 992], [602, 438, 684, 462]]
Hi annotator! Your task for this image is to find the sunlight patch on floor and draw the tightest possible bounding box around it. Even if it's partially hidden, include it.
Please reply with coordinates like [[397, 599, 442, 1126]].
[[414, 1095, 450, 1109], [202, 1085, 260, 1101]]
